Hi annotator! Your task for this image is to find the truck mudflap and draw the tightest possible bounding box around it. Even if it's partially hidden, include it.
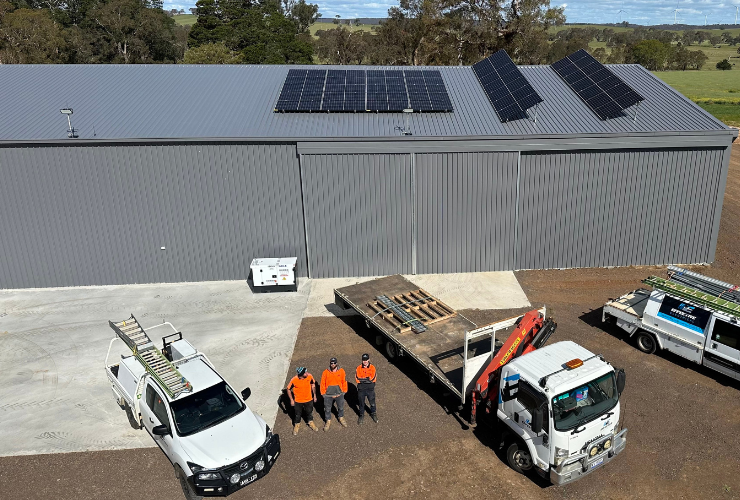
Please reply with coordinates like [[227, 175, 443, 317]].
[[189, 433, 281, 497], [549, 428, 627, 486]]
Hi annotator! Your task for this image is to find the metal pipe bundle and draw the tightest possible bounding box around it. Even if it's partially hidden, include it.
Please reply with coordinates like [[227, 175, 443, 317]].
[[667, 266, 740, 303]]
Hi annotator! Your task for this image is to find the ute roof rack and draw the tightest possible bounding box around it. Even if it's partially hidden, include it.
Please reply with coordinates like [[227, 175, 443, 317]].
[[643, 276, 740, 319], [109, 314, 193, 399]]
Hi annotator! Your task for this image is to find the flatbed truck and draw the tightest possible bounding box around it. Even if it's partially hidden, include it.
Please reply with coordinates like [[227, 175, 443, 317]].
[[334, 275, 627, 485]]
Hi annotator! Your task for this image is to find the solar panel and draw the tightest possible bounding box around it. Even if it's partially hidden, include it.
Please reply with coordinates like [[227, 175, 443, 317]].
[[551, 49, 644, 120], [472, 50, 543, 123], [275, 68, 452, 113], [275, 69, 327, 112]]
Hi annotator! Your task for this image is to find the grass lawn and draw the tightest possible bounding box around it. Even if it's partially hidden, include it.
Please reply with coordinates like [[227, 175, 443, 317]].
[[654, 71, 740, 126], [174, 14, 197, 26], [308, 23, 376, 37]]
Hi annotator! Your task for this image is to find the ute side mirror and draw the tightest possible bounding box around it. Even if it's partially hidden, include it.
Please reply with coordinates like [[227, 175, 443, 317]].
[[531, 408, 544, 435], [616, 369, 626, 396], [152, 424, 169, 436], [241, 388, 252, 400]]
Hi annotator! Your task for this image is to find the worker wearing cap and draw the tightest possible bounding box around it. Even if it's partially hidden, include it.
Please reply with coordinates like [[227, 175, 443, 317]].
[[320, 357, 348, 430], [355, 353, 378, 424], [287, 367, 318, 435]]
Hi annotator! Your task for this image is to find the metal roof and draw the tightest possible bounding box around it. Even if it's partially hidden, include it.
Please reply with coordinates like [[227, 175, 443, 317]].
[[0, 63, 731, 142]]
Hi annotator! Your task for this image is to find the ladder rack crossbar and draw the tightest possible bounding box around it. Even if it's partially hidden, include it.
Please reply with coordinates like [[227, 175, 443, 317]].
[[643, 276, 740, 318]]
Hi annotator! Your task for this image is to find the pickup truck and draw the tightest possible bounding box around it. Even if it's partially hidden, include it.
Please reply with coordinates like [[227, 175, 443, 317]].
[[105, 315, 280, 499], [604, 266, 740, 381]]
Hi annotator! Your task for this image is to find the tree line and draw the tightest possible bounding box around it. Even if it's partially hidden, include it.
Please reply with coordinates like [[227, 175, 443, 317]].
[[1, 0, 738, 68]]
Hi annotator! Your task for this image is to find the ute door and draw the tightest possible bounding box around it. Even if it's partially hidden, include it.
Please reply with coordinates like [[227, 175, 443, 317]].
[[511, 380, 550, 470], [703, 317, 740, 380], [141, 382, 175, 455]]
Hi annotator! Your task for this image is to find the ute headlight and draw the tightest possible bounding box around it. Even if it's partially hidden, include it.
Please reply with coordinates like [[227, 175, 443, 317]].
[[554, 447, 569, 466], [255, 459, 265, 472], [230, 473, 240, 484], [603, 438, 612, 450], [589, 445, 600, 458], [198, 472, 220, 481]]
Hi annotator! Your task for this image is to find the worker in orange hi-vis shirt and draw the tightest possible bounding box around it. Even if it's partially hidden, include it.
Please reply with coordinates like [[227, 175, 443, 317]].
[[320, 357, 348, 431], [287, 367, 318, 435], [355, 353, 377, 425]]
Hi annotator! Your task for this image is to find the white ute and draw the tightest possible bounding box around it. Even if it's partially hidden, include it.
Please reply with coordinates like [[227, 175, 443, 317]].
[[604, 267, 740, 381], [104, 315, 280, 499]]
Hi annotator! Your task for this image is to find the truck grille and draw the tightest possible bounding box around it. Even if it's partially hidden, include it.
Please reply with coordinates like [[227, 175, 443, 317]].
[[223, 448, 264, 477]]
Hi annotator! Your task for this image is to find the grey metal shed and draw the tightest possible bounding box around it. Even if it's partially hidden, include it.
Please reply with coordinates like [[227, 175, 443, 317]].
[[0, 64, 736, 287]]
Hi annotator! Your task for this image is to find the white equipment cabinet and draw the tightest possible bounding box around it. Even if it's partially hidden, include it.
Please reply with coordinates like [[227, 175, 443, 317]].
[[250, 257, 297, 291]]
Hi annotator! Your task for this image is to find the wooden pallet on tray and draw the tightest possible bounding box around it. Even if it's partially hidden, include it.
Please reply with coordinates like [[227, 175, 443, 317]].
[[367, 289, 457, 333]]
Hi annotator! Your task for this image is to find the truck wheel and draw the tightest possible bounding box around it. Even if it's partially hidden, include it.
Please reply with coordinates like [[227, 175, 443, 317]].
[[635, 331, 658, 354], [124, 403, 141, 430], [507, 441, 533, 474], [385, 340, 398, 360], [176, 466, 203, 500]]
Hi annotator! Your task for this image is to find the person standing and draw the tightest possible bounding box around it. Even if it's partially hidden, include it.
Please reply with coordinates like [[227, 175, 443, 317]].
[[355, 353, 378, 424], [320, 357, 348, 430], [287, 367, 318, 435]]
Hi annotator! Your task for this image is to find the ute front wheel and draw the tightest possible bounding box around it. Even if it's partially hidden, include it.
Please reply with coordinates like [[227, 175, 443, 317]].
[[176, 466, 203, 500], [507, 441, 533, 474]]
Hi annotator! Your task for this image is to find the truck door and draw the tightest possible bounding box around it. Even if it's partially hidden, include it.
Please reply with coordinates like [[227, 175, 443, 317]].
[[703, 317, 740, 380], [511, 380, 550, 469], [141, 382, 175, 455]]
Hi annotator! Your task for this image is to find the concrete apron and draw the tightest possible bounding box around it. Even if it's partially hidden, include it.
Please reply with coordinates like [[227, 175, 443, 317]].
[[0, 280, 311, 457], [0, 271, 529, 457]]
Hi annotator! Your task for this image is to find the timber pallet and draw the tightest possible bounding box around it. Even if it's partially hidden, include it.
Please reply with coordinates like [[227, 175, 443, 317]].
[[368, 288, 457, 334]]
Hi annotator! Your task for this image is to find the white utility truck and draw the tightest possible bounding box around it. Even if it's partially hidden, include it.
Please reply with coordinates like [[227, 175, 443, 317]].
[[604, 266, 740, 380], [105, 315, 280, 499], [334, 275, 627, 484]]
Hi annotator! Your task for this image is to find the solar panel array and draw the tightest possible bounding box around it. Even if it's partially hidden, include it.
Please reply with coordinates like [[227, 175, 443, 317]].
[[472, 50, 543, 123], [551, 49, 644, 120], [274, 68, 452, 113]]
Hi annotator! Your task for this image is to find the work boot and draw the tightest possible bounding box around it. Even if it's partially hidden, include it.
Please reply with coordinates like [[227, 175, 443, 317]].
[[338, 417, 348, 428], [308, 421, 319, 432], [371, 413, 378, 423], [293, 423, 300, 436], [323, 420, 331, 431], [358, 414, 364, 425]]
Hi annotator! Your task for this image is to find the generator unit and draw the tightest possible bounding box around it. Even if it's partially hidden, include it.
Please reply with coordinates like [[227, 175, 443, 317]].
[[250, 257, 297, 292]]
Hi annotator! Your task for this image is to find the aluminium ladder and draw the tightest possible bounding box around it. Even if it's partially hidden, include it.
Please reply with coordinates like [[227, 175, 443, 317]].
[[643, 276, 740, 319], [109, 314, 192, 399]]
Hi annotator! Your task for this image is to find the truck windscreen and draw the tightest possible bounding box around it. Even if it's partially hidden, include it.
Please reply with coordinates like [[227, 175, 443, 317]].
[[170, 381, 245, 436], [551, 372, 618, 431]]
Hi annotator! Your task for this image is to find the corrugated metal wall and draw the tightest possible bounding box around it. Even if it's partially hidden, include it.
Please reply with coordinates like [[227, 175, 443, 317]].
[[301, 154, 413, 278], [416, 152, 518, 273], [0, 144, 306, 288], [515, 148, 726, 270]]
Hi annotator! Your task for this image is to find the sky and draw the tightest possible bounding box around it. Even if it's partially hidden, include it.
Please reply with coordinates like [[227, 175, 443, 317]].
[[162, 0, 740, 26]]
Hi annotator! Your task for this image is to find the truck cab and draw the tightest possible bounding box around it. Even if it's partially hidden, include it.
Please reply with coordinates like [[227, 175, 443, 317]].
[[498, 341, 627, 485], [105, 316, 280, 499]]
